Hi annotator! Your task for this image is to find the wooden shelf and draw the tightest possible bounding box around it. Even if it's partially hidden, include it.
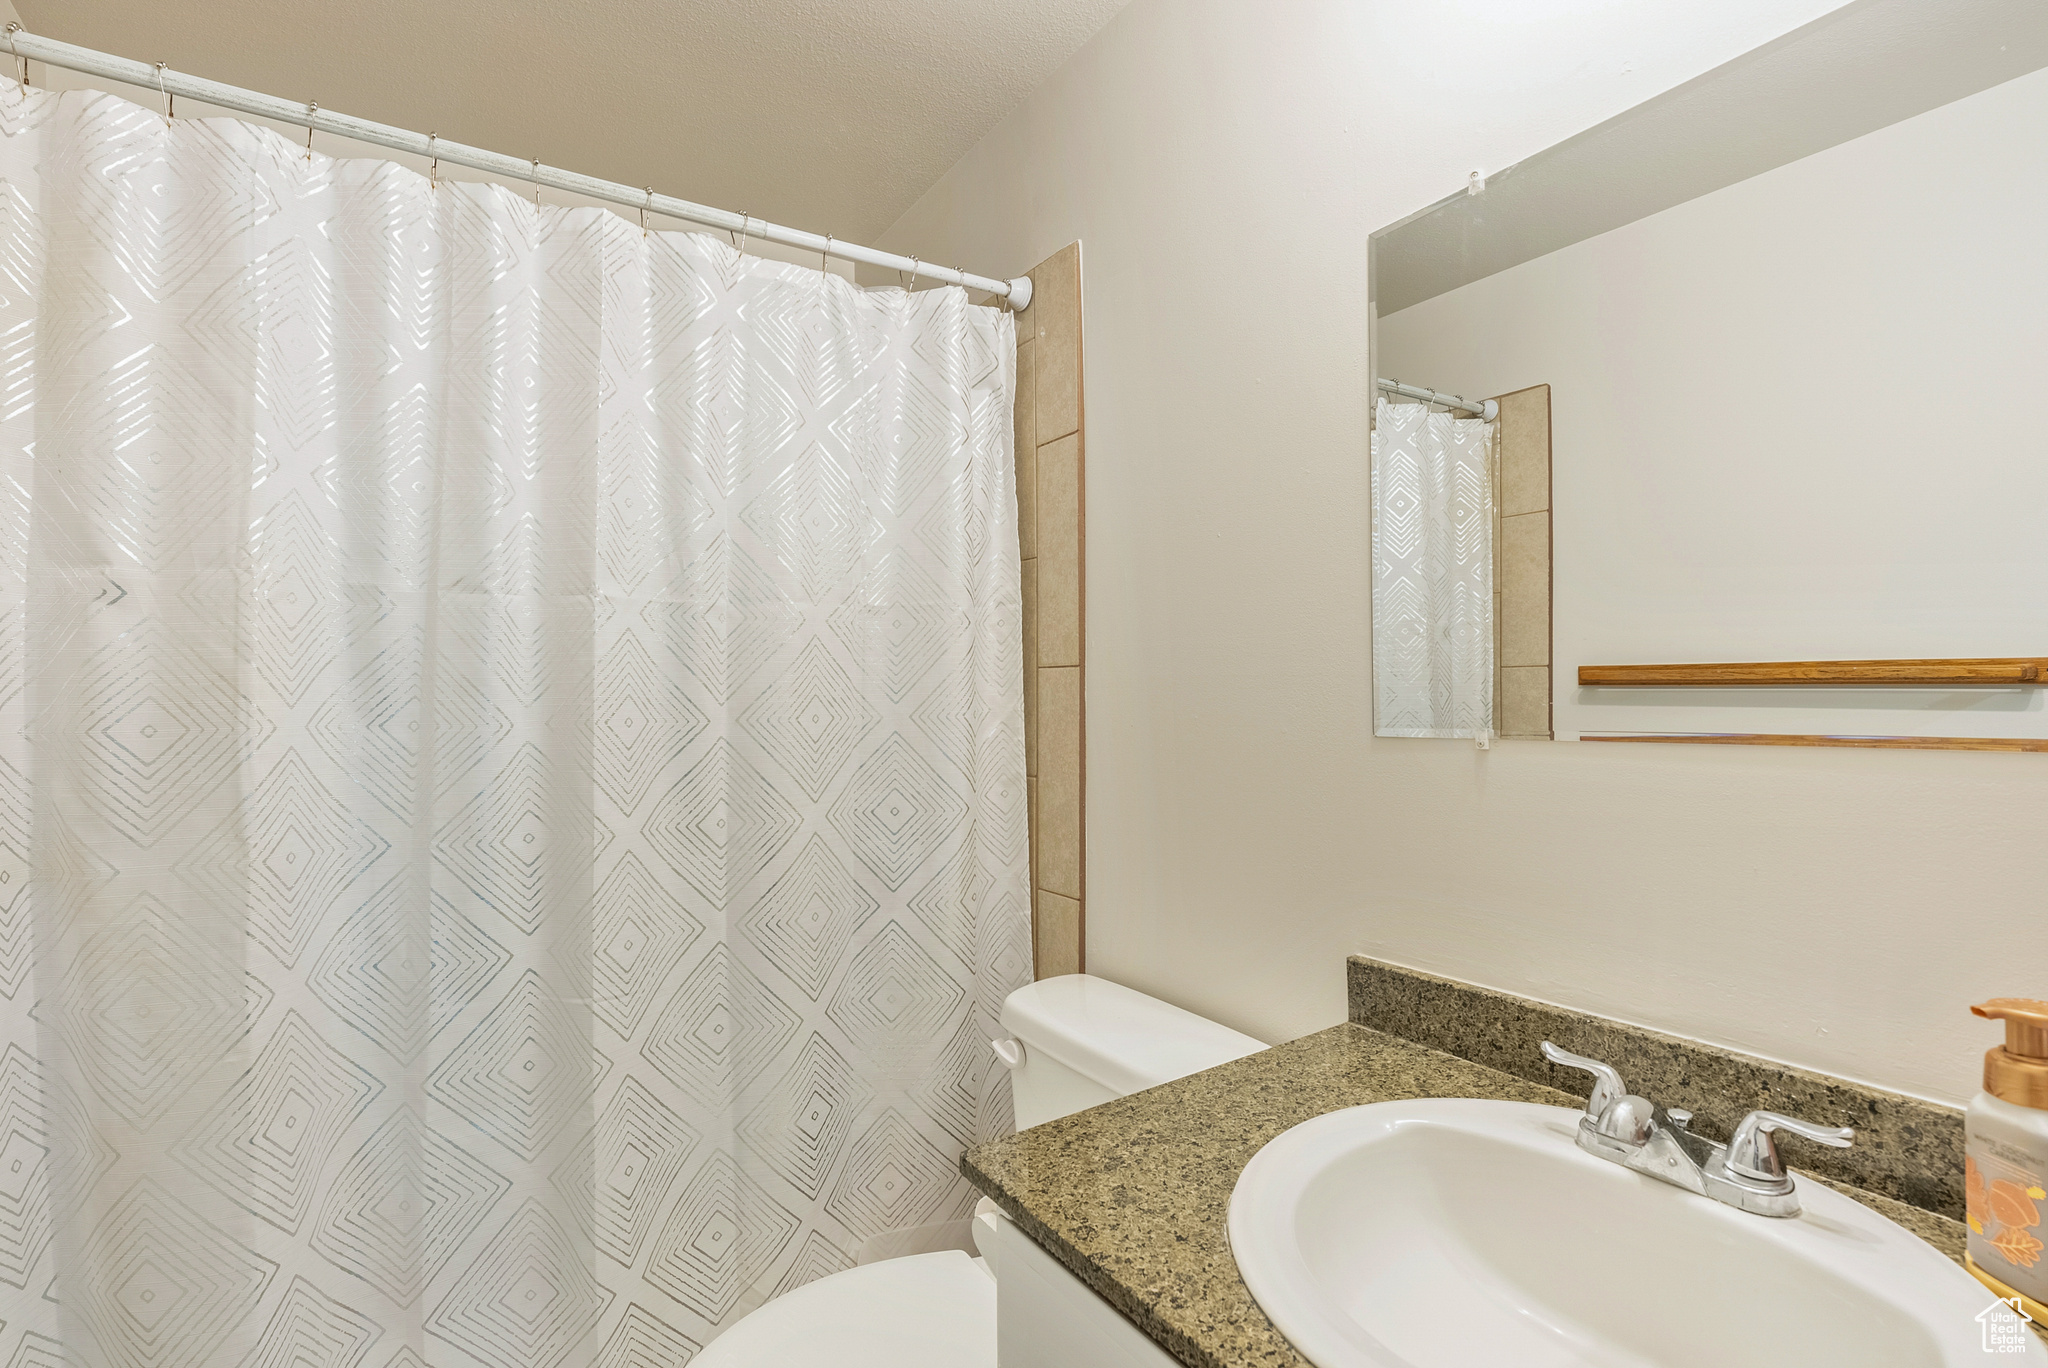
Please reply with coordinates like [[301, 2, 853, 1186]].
[[1577, 658, 2048, 687], [1582, 733, 2048, 753]]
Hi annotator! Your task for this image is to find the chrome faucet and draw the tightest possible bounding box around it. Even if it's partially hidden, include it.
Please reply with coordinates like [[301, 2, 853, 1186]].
[[1539, 1041, 1854, 1218]]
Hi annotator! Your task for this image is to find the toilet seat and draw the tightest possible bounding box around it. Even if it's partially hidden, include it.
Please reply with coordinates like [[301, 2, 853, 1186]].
[[690, 1249, 996, 1368]]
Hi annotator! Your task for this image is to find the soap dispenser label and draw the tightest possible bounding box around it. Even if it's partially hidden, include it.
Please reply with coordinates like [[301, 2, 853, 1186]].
[[1968, 1148, 2047, 1295]]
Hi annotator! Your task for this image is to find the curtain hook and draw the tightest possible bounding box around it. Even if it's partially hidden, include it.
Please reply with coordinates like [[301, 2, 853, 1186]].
[[903, 256, 919, 292], [427, 132, 438, 188], [155, 61, 172, 119], [735, 212, 750, 259], [531, 157, 541, 208], [6, 24, 27, 90], [822, 235, 832, 274], [305, 102, 316, 161], [641, 186, 652, 237]]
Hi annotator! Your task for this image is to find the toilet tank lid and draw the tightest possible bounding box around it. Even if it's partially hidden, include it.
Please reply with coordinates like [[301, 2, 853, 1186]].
[[1000, 974, 1267, 1098]]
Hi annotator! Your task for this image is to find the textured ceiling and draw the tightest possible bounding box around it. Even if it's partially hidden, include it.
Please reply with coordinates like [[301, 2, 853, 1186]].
[[14, 0, 1131, 241]]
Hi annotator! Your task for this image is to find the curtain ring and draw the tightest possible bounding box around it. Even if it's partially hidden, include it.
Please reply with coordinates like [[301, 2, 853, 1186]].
[[735, 212, 750, 259], [641, 186, 652, 237], [6, 24, 27, 90], [305, 102, 316, 161], [427, 132, 438, 188], [155, 61, 172, 119], [903, 256, 920, 292], [822, 235, 833, 274], [531, 157, 541, 208]]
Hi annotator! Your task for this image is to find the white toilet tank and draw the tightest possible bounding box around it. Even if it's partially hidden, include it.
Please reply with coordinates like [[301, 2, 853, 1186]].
[[690, 973, 1263, 1368], [997, 974, 1267, 1128]]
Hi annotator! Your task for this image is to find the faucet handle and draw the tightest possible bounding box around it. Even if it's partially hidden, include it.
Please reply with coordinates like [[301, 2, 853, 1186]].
[[1540, 1041, 1627, 1120], [1725, 1110, 1855, 1183]]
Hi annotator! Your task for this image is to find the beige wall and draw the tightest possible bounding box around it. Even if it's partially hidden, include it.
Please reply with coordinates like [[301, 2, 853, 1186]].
[[874, 0, 2048, 1105]]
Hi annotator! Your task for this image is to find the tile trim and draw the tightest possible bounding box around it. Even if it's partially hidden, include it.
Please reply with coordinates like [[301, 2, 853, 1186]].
[[1492, 384, 1552, 738], [1020, 243, 1084, 978]]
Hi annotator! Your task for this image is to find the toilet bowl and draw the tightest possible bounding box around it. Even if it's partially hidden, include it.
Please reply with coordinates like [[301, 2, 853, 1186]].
[[692, 973, 1266, 1367]]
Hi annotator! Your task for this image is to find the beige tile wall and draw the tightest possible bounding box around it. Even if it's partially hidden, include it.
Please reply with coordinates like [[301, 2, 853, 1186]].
[[1494, 384, 1553, 739], [1015, 244, 1084, 977]]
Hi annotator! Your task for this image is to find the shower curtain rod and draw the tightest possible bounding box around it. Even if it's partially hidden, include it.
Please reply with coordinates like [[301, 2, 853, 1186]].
[[1, 25, 1033, 311], [1376, 376, 1497, 421]]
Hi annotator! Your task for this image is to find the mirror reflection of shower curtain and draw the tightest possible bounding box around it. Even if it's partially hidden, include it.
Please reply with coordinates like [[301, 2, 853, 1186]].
[[1371, 397, 1496, 738], [0, 77, 1030, 1366]]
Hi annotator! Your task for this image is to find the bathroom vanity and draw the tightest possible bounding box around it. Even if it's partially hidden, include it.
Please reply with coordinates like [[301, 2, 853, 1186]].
[[963, 959, 2029, 1367]]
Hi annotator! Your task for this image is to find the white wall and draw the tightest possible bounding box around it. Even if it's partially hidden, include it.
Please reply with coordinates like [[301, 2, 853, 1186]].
[[1381, 65, 2048, 744], [875, 0, 2048, 1105]]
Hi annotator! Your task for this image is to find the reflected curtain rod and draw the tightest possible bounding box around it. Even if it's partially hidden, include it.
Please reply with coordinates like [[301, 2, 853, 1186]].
[[1375, 377, 1496, 421], [0, 25, 1033, 311]]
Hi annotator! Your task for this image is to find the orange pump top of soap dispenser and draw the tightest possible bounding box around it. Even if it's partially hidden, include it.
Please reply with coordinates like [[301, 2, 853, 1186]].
[[1973, 998, 2048, 1109]]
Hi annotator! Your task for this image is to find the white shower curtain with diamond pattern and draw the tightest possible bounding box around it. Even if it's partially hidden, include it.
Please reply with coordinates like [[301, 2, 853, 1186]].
[[1371, 396, 1495, 738], [0, 78, 1029, 1368]]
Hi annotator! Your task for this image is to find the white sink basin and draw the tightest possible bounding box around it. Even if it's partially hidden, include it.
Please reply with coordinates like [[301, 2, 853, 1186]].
[[1228, 1099, 2042, 1368]]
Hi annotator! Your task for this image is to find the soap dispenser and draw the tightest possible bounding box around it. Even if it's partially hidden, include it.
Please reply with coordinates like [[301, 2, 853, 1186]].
[[1967, 998, 2048, 1318]]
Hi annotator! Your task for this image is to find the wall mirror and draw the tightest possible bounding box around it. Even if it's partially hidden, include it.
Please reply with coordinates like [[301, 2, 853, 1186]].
[[1367, 0, 2048, 750]]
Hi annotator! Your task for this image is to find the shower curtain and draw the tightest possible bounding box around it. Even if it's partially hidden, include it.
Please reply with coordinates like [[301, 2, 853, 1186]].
[[1371, 396, 1495, 738], [0, 78, 1029, 1368]]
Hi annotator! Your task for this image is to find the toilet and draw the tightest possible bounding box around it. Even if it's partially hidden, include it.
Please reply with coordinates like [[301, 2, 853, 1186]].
[[693, 973, 1267, 1367]]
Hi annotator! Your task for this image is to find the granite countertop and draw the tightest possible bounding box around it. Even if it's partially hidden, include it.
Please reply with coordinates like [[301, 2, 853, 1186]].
[[962, 1022, 1971, 1368]]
